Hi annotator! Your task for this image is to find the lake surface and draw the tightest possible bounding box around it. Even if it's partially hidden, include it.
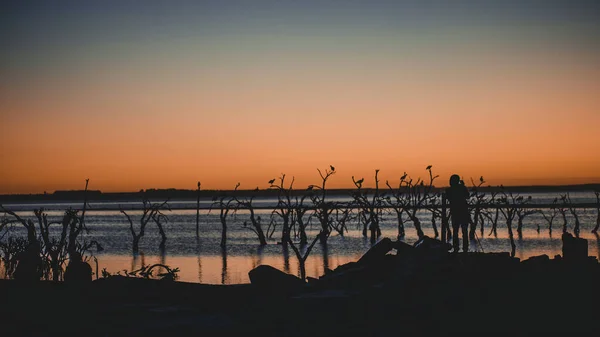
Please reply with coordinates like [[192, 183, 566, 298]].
[[1, 192, 599, 284]]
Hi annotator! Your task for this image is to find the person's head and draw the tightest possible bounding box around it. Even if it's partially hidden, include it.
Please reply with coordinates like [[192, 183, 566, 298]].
[[449, 174, 461, 187]]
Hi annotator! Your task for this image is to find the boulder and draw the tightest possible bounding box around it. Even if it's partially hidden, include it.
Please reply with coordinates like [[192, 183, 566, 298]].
[[413, 236, 452, 257], [357, 237, 395, 265], [522, 254, 550, 270], [248, 265, 305, 292]]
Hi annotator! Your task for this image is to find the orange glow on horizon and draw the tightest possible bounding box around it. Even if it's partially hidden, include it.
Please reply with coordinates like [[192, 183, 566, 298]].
[[2, 6, 599, 195]]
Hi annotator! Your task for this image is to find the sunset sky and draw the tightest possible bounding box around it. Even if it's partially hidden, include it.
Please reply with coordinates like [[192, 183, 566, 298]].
[[1, 1, 599, 194]]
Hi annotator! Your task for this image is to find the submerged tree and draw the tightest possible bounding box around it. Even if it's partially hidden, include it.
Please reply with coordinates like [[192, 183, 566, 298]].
[[210, 190, 235, 248], [0, 206, 37, 244], [497, 187, 520, 257], [196, 182, 201, 237], [269, 174, 295, 245], [1, 179, 100, 281], [404, 166, 438, 239], [309, 166, 336, 244], [386, 173, 410, 240], [427, 194, 443, 239], [351, 169, 384, 243], [287, 231, 321, 281], [120, 198, 171, 254], [565, 193, 581, 236], [515, 196, 535, 238], [485, 190, 501, 237], [292, 189, 312, 245], [468, 176, 487, 240], [541, 198, 560, 236], [558, 194, 569, 234], [233, 184, 267, 246]]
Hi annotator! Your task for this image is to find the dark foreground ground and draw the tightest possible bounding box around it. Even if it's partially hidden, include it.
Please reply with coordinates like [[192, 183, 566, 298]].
[[2, 246, 600, 337]]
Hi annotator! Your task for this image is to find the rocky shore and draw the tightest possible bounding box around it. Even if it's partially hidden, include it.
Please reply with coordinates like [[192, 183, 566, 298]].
[[2, 234, 599, 337]]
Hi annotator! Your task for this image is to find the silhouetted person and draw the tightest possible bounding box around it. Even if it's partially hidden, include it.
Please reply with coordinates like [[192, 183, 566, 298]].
[[14, 240, 42, 282], [64, 251, 92, 283], [445, 174, 470, 253]]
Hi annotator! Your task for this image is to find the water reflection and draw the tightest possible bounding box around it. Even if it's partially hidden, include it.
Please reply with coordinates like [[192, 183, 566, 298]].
[[282, 243, 290, 273], [321, 243, 330, 274], [196, 237, 202, 284], [221, 247, 227, 285]]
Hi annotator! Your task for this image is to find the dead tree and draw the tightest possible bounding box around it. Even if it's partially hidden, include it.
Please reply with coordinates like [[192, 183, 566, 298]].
[[427, 194, 442, 238], [0, 180, 95, 281], [269, 174, 295, 245], [592, 191, 600, 233], [565, 193, 581, 236], [541, 198, 560, 236], [34, 208, 76, 281], [196, 182, 201, 237], [120, 198, 170, 254], [234, 185, 267, 246], [468, 176, 487, 240], [558, 194, 569, 234], [385, 172, 410, 240], [292, 191, 312, 245], [288, 231, 321, 281], [0, 206, 37, 244], [404, 166, 438, 239], [309, 166, 336, 244], [210, 191, 235, 248], [497, 187, 519, 257], [515, 196, 535, 238], [485, 190, 501, 237], [351, 169, 384, 244], [330, 206, 352, 237]]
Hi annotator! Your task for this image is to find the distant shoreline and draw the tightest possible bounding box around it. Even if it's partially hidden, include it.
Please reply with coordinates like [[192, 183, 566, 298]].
[[1, 183, 599, 203]]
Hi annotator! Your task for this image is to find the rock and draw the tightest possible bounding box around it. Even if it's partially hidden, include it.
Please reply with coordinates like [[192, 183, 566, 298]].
[[522, 254, 550, 269], [523, 254, 550, 264], [562, 232, 588, 261], [357, 237, 395, 265], [248, 265, 305, 292], [393, 240, 415, 256], [412, 236, 452, 263]]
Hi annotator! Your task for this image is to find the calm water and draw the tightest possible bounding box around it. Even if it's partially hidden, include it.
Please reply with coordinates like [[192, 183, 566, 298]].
[[1, 192, 599, 284]]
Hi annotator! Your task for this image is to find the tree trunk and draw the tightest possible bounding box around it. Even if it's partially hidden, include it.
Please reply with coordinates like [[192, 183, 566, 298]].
[[561, 212, 568, 233], [412, 215, 424, 239], [362, 214, 368, 237], [281, 216, 290, 245], [132, 236, 140, 254], [220, 218, 227, 248], [469, 208, 479, 240], [516, 217, 523, 237], [479, 213, 484, 237], [370, 225, 377, 244], [396, 212, 405, 239], [256, 227, 267, 246], [431, 213, 439, 238], [298, 260, 306, 281], [490, 209, 499, 237], [157, 224, 167, 251], [507, 218, 516, 257], [282, 244, 290, 273], [319, 209, 330, 244], [573, 213, 580, 236], [298, 218, 308, 245]]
